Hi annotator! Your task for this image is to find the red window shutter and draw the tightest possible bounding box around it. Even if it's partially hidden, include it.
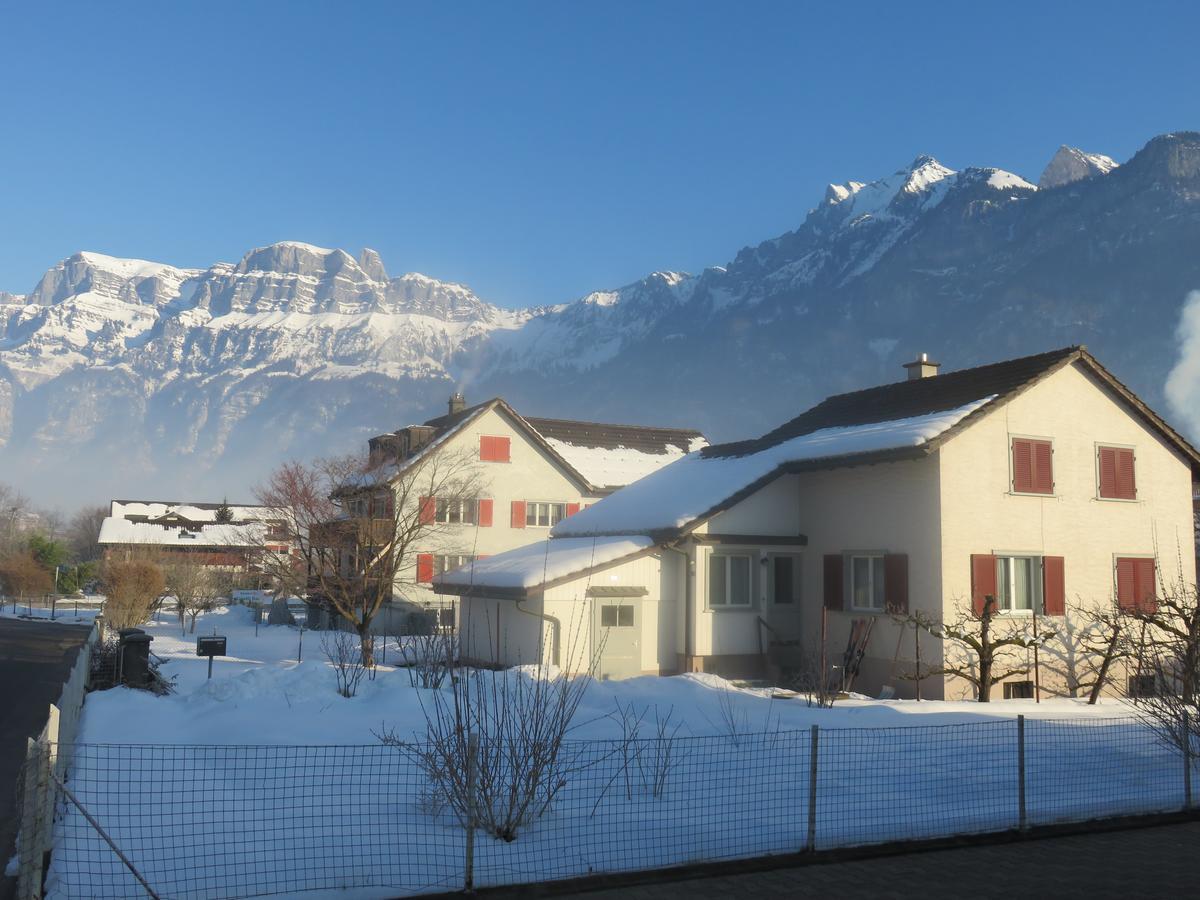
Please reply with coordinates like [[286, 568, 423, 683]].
[[475, 554, 490, 560], [1116, 448, 1136, 500], [883, 553, 908, 614], [566, 502, 581, 517], [1012, 439, 1033, 493], [416, 553, 434, 584], [480, 435, 510, 462], [823, 554, 843, 610], [1134, 558, 1157, 613], [971, 554, 998, 616], [419, 496, 435, 524], [1115, 557, 1137, 611], [478, 498, 493, 527], [1032, 440, 1053, 493], [510, 500, 526, 529], [1098, 446, 1118, 499], [1042, 556, 1065, 615]]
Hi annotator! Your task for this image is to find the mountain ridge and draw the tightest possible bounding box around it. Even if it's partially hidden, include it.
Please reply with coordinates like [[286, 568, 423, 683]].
[[4, 132, 1200, 506]]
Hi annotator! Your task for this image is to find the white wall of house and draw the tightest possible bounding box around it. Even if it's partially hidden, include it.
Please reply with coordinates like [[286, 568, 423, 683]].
[[938, 361, 1197, 699], [385, 406, 601, 624]]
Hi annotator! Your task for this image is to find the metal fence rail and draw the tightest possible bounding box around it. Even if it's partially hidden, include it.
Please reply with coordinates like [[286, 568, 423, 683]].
[[28, 714, 1198, 899]]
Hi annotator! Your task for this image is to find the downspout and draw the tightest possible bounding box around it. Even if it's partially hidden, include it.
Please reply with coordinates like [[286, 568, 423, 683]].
[[515, 595, 561, 668], [664, 542, 694, 670]]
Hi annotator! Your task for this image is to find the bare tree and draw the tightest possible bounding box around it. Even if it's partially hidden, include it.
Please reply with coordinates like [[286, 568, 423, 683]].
[[322, 631, 369, 698], [0, 483, 30, 556], [900, 597, 1055, 702], [257, 448, 481, 665], [103, 559, 166, 630], [67, 504, 108, 563], [163, 558, 217, 634], [1115, 561, 1200, 754]]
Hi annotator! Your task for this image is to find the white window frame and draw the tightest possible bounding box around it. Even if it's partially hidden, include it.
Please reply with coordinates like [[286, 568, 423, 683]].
[[707, 552, 754, 609], [848, 553, 886, 612], [434, 554, 475, 576], [994, 553, 1042, 615], [525, 501, 568, 528], [1007, 433, 1056, 497], [435, 498, 477, 525], [1094, 442, 1138, 503]]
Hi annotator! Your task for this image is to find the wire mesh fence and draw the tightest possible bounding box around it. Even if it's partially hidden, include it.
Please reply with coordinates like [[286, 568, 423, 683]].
[[32, 716, 1198, 899]]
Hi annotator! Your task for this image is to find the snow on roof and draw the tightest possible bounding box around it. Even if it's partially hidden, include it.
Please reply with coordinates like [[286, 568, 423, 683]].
[[552, 398, 993, 538], [540, 435, 708, 489], [109, 501, 276, 523], [98, 518, 267, 548], [435, 536, 655, 591]]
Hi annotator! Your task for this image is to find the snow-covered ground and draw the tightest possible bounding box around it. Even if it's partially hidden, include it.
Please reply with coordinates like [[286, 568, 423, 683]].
[[0, 596, 102, 624], [45, 605, 1193, 899]]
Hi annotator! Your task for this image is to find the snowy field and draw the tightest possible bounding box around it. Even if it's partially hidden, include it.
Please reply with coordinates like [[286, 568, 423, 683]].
[[44, 605, 1194, 899], [0, 595, 102, 624]]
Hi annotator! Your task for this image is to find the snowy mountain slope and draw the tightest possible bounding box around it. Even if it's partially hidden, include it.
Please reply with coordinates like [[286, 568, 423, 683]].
[[1037, 145, 1120, 189], [3, 131, 1198, 506]]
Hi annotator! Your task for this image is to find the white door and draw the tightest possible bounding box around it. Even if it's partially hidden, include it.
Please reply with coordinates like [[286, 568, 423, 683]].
[[595, 597, 641, 679]]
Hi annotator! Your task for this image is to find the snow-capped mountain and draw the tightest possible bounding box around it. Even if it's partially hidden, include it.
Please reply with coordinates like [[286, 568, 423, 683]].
[[1037, 145, 1119, 189], [4, 132, 1200, 505]]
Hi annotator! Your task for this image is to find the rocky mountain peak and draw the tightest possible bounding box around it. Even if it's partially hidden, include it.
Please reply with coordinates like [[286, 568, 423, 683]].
[[358, 248, 388, 282], [1038, 145, 1119, 189]]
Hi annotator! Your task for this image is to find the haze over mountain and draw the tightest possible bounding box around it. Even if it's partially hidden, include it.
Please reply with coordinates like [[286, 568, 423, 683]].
[[3, 132, 1200, 506]]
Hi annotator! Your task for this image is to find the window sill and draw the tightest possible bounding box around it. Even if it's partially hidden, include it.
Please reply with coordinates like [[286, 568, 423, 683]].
[[1007, 490, 1056, 498], [848, 607, 887, 615], [1095, 495, 1138, 503], [706, 605, 758, 613], [997, 609, 1035, 617]]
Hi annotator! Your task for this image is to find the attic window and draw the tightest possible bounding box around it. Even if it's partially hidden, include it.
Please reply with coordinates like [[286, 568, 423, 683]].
[[480, 436, 511, 462]]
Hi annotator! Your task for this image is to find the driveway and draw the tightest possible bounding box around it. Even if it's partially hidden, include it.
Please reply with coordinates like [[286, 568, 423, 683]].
[[0, 618, 92, 898], [556, 820, 1200, 898]]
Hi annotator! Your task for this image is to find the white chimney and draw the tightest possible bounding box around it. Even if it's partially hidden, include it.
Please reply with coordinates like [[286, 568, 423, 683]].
[[903, 352, 940, 381]]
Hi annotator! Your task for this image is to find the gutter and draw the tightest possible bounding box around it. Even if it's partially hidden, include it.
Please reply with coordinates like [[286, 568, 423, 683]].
[[515, 597, 561, 668]]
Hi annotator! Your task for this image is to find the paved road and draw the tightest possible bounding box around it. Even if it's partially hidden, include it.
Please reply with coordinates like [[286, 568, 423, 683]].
[[558, 820, 1200, 898], [0, 618, 92, 898]]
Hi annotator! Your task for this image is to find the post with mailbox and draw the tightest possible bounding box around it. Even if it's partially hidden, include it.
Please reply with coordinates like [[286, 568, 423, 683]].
[[197, 635, 227, 679]]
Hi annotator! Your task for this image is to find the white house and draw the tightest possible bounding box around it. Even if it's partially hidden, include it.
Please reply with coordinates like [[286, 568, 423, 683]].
[[353, 394, 706, 632], [435, 347, 1200, 699]]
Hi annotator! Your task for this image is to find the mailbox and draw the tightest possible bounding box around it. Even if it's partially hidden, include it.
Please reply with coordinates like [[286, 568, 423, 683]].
[[196, 636, 227, 657]]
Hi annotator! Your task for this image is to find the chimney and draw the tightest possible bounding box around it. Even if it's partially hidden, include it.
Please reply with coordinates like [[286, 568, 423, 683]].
[[903, 352, 940, 381], [448, 391, 466, 415]]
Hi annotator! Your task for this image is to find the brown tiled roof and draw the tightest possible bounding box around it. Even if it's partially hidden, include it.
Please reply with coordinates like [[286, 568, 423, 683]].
[[525, 416, 703, 455]]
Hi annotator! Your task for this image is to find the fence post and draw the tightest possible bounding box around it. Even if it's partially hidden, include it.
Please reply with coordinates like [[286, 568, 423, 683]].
[[465, 733, 478, 891], [39, 708, 60, 852], [1017, 715, 1027, 832], [806, 724, 819, 852], [18, 739, 42, 900], [1184, 709, 1193, 812]]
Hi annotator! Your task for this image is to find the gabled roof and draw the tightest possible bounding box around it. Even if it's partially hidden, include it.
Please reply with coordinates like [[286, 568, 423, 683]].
[[378, 399, 707, 493], [553, 346, 1200, 540]]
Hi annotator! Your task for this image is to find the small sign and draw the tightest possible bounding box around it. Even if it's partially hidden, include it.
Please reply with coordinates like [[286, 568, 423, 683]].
[[197, 636, 227, 657]]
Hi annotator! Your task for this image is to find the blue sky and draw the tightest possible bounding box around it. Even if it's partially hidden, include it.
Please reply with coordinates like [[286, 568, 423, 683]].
[[2, 0, 1198, 308]]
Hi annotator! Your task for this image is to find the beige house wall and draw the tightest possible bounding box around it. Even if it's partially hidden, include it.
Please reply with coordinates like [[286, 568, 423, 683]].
[[458, 551, 672, 676], [938, 360, 1197, 699], [382, 406, 601, 630]]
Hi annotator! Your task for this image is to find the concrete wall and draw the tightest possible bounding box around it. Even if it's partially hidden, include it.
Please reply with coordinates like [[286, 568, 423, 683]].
[[938, 360, 1197, 699]]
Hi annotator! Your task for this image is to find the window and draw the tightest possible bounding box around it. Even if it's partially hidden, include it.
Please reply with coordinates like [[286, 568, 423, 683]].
[[1011, 437, 1053, 495], [771, 555, 800, 604], [1127, 674, 1158, 698], [1003, 680, 1035, 700], [850, 555, 885, 611], [435, 498, 477, 525], [525, 501, 568, 527], [600, 604, 635, 627], [434, 554, 475, 576], [708, 554, 752, 607], [1115, 557, 1157, 612], [996, 555, 1041, 613], [480, 435, 511, 462], [1097, 445, 1137, 500]]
